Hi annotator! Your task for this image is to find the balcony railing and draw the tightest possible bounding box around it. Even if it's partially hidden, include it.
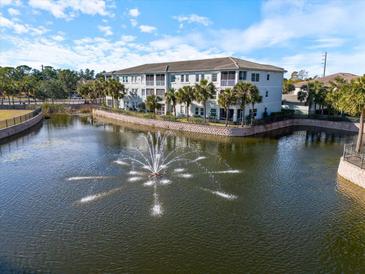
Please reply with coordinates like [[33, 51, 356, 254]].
[[146, 81, 154, 86], [343, 143, 365, 169], [220, 80, 236, 86], [156, 80, 165, 86]]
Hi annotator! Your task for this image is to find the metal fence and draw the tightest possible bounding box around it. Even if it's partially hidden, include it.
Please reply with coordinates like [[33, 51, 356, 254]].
[[0, 108, 42, 129], [343, 143, 365, 169]]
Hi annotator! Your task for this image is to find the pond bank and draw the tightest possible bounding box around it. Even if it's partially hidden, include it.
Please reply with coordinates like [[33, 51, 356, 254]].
[[93, 108, 360, 137], [0, 110, 43, 140]]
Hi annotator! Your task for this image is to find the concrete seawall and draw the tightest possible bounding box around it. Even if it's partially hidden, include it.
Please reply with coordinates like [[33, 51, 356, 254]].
[[93, 109, 359, 137], [338, 157, 365, 189], [0, 112, 43, 140]]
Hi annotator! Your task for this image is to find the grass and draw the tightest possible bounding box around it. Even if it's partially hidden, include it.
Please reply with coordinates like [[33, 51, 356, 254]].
[[0, 110, 32, 121]]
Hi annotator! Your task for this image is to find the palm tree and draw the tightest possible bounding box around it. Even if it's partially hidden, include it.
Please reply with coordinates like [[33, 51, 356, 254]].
[[194, 79, 216, 122], [233, 81, 255, 126], [248, 85, 262, 125], [297, 90, 307, 103], [165, 88, 177, 117], [218, 88, 236, 127], [328, 75, 365, 152], [105, 79, 125, 108], [176, 85, 195, 118], [326, 77, 347, 115], [146, 94, 161, 114]]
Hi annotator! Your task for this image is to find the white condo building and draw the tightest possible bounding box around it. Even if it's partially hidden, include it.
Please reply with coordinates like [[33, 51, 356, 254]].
[[105, 57, 285, 122]]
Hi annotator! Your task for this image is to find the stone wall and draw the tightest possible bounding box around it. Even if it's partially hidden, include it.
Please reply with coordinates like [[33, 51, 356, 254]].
[[0, 112, 43, 140], [338, 157, 365, 189], [93, 109, 360, 137]]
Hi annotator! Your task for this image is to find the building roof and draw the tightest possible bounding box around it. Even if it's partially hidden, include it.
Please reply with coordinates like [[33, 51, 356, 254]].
[[294, 72, 359, 88], [107, 57, 285, 75]]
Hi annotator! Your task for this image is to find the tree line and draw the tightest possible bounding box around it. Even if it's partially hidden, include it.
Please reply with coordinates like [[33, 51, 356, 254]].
[[0, 65, 123, 104]]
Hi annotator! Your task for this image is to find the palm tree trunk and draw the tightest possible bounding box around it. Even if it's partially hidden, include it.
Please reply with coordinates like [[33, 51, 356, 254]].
[[186, 103, 189, 119], [250, 103, 255, 125], [225, 107, 229, 127], [8, 96, 10, 105], [241, 106, 245, 127], [203, 101, 207, 123], [356, 107, 365, 152], [173, 104, 176, 117]]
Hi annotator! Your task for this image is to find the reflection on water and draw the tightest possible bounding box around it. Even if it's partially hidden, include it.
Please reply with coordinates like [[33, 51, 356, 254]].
[[0, 114, 364, 273]]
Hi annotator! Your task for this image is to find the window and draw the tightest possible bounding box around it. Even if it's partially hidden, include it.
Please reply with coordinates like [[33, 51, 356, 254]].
[[185, 74, 189, 82], [171, 75, 176, 82], [221, 71, 236, 86], [212, 73, 217, 82], [249, 108, 257, 117], [201, 74, 204, 80], [265, 91, 269, 97], [210, 108, 217, 119], [156, 74, 165, 86], [181, 75, 184, 82], [200, 108, 204, 116], [195, 107, 199, 116], [267, 74, 270, 80], [146, 88, 154, 96], [239, 71, 247, 81], [121, 76, 128, 83], [156, 89, 165, 96], [146, 74, 154, 85], [180, 105, 185, 114], [251, 73, 260, 82], [195, 74, 199, 82]]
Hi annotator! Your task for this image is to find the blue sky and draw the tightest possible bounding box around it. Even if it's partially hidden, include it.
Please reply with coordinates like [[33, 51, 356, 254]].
[[1, 0, 365, 77]]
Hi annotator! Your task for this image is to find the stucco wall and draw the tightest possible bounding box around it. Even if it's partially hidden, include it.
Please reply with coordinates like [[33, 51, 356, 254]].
[[93, 109, 359, 137], [338, 157, 365, 189], [0, 112, 43, 140]]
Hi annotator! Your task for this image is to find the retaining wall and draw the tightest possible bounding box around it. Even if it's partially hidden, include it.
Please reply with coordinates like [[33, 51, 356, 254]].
[[0, 112, 43, 140], [338, 157, 365, 189], [93, 109, 360, 137]]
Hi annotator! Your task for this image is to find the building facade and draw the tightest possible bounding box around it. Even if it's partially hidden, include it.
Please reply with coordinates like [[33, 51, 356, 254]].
[[105, 57, 285, 121]]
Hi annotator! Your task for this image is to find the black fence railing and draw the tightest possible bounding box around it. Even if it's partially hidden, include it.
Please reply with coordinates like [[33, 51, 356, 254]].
[[343, 143, 365, 169], [0, 108, 42, 129]]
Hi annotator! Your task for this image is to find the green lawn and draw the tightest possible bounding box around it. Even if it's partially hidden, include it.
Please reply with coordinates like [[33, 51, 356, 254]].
[[0, 110, 32, 121]]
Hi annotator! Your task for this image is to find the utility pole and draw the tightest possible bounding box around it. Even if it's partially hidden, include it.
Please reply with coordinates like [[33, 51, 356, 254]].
[[322, 52, 327, 77]]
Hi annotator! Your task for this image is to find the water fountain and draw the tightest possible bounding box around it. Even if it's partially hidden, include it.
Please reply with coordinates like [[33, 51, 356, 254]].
[[70, 131, 240, 217]]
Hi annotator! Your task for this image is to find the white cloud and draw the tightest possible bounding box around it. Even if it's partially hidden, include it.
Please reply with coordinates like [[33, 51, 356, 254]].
[[309, 37, 345, 49], [139, 25, 156, 33], [51, 33, 65, 42], [128, 8, 140, 17], [173, 14, 212, 28], [0, 13, 49, 35], [7, 7, 20, 16], [130, 18, 138, 27], [28, 0, 110, 19], [121, 35, 136, 43], [0, 0, 20, 6], [98, 25, 113, 36]]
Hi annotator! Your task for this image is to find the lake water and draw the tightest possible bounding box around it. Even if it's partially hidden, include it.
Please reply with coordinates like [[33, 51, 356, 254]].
[[0, 115, 364, 273]]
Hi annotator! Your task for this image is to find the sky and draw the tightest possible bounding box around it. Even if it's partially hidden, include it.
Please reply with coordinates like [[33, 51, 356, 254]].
[[0, 0, 365, 77]]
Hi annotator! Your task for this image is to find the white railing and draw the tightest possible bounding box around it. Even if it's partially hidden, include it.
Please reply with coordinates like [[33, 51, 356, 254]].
[[156, 80, 165, 86], [146, 81, 154, 86], [220, 80, 236, 86]]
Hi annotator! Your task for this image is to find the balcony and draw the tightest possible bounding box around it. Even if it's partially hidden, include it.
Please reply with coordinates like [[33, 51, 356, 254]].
[[156, 80, 165, 86], [220, 80, 236, 86], [146, 81, 154, 86]]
